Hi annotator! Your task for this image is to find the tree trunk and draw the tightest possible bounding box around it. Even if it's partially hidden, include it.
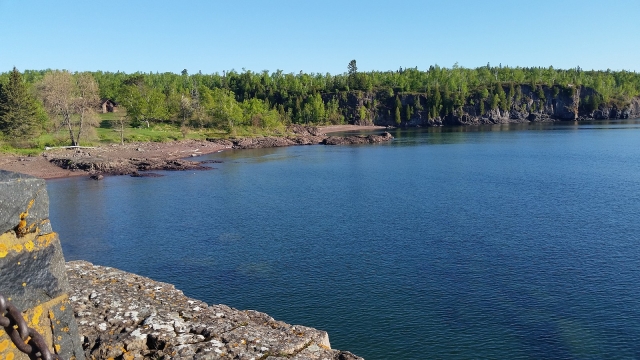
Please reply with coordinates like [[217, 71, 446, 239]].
[[119, 118, 124, 145], [76, 110, 84, 146], [65, 113, 76, 146]]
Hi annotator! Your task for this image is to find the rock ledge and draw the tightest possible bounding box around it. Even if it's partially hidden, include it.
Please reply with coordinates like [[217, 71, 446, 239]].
[[67, 261, 362, 360]]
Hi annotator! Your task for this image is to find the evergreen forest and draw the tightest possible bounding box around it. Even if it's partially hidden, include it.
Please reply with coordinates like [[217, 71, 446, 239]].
[[1, 62, 640, 150]]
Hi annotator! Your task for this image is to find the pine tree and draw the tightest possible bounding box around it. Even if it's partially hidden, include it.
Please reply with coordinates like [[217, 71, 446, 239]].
[[0, 67, 41, 138], [491, 94, 500, 110], [394, 96, 402, 125], [495, 84, 508, 111], [405, 104, 413, 122]]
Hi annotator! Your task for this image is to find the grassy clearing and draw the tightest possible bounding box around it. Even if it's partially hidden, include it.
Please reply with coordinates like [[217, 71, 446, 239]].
[[0, 111, 289, 155]]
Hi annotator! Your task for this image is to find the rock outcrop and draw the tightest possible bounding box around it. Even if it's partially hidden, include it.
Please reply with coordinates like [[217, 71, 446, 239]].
[[323, 86, 640, 127], [207, 126, 394, 150], [48, 154, 212, 177], [67, 261, 362, 360], [323, 132, 394, 145], [0, 170, 85, 359], [44, 127, 393, 178]]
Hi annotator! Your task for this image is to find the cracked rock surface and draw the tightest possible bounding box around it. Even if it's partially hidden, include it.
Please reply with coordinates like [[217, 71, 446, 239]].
[[66, 261, 362, 360]]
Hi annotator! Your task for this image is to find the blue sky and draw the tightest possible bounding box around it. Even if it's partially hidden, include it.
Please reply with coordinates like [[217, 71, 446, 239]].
[[1, 0, 639, 74]]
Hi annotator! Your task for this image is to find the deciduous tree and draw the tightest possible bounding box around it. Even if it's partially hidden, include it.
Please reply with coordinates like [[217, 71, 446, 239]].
[[37, 71, 100, 146], [119, 81, 168, 128]]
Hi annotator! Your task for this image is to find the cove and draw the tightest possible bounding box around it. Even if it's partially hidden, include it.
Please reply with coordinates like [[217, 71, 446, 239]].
[[47, 119, 640, 359]]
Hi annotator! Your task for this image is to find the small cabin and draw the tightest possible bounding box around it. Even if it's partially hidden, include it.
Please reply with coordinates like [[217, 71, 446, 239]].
[[100, 99, 119, 113]]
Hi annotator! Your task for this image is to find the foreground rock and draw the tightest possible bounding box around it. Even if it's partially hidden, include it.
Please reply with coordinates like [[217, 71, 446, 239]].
[[0, 171, 85, 359], [67, 261, 362, 360]]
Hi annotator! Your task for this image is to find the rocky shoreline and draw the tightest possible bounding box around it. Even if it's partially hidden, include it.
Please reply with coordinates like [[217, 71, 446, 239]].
[[322, 86, 640, 128], [207, 125, 393, 149], [67, 260, 362, 360], [42, 126, 393, 178]]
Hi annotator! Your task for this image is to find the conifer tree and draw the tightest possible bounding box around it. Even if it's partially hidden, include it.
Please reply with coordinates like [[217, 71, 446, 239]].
[[394, 95, 402, 125], [0, 67, 41, 138], [405, 104, 413, 121]]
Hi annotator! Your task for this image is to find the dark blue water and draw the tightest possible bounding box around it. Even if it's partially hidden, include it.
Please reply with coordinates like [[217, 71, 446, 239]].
[[47, 120, 640, 359]]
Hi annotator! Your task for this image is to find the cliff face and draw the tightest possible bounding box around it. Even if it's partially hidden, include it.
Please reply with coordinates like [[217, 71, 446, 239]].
[[325, 86, 640, 127]]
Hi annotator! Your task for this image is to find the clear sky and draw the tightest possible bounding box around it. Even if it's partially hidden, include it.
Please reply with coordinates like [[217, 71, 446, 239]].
[[1, 0, 639, 75]]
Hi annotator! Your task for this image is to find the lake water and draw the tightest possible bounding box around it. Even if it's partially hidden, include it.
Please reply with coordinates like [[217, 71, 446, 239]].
[[47, 120, 640, 359]]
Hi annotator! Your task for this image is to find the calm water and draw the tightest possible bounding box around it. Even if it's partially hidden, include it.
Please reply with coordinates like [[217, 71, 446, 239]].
[[47, 120, 640, 359]]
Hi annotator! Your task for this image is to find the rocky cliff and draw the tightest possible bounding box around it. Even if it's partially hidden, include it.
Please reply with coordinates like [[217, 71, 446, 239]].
[[326, 86, 640, 127]]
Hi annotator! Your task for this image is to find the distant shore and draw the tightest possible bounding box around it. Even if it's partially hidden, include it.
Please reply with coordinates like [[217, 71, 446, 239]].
[[0, 125, 390, 180], [320, 124, 387, 133]]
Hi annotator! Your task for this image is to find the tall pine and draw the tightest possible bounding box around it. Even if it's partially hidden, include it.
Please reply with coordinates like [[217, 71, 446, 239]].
[[0, 67, 40, 138], [394, 96, 402, 125]]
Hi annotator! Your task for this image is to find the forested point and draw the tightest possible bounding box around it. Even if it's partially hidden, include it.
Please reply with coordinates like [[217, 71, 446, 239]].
[[1, 62, 640, 149]]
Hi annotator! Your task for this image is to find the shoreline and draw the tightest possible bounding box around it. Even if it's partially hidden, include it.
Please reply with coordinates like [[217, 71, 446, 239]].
[[0, 125, 390, 180], [0, 139, 230, 180], [67, 260, 363, 359], [319, 124, 387, 134]]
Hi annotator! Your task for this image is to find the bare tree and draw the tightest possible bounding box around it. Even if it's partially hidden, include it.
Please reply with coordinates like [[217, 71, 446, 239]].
[[115, 115, 127, 145], [37, 71, 100, 146], [73, 73, 100, 144]]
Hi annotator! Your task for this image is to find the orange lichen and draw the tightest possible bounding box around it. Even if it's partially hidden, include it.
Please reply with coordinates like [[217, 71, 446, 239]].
[[0, 339, 10, 351], [36, 233, 56, 247], [0, 244, 8, 258], [29, 305, 44, 328], [0, 231, 58, 258], [15, 199, 36, 238], [24, 240, 34, 251]]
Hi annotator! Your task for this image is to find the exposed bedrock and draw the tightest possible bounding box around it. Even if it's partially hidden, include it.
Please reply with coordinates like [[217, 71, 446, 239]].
[[47, 154, 212, 177], [45, 126, 393, 178], [206, 126, 394, 150], [67, 261, 363, 360], [325, 86, 640, 127]]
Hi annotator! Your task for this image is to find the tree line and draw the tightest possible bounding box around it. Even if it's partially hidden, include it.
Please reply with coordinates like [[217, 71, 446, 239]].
[[1, 62, 640, 146]]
